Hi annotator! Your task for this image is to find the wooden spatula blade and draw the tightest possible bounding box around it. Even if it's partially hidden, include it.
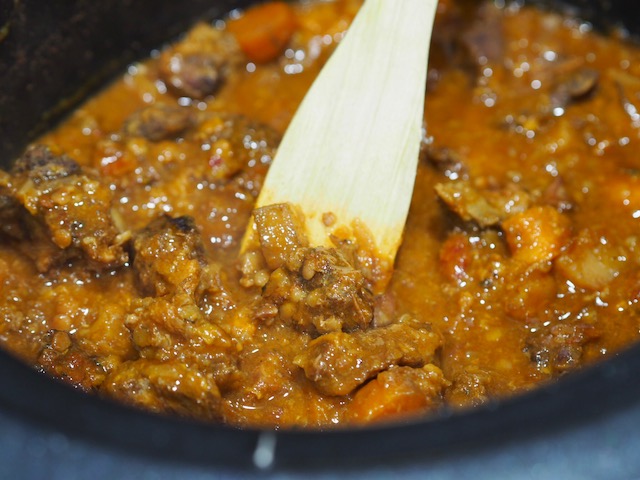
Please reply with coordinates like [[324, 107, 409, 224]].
[[247, 0, 437, 265]]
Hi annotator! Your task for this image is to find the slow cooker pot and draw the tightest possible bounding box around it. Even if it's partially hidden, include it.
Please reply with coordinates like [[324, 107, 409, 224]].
[[2, 0, 640, 475]]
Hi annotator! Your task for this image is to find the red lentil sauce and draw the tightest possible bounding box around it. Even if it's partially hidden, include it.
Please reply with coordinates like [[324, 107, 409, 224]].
[[1, 0, 640, 428]]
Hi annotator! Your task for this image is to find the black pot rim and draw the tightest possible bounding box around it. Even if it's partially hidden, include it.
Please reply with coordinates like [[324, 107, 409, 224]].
[[2, 337, 639, 471]]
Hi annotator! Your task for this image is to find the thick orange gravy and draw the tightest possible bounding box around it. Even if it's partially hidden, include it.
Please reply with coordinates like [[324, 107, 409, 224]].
[[1, 0, 640, 427]]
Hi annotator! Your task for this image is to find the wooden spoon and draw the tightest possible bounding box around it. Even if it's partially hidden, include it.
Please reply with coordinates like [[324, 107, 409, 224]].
[[244, 0, 438, 279]]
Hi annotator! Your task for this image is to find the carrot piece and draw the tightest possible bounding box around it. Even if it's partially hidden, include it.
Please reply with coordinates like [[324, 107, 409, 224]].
[[347, 366, 447, 424], [227, 2, 297, 63], [502, 205, 571, 267]]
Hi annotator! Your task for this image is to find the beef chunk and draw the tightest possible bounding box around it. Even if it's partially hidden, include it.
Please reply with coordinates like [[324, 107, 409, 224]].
[[195, 113, 280, 185], [129, 215, 233, 350], [463, 3, 505, 65], [127, 215, 235, 384], [422, 144, 468, 181], [444, 368, 493, 408], [101, 359, 222, 421], [0, 145, 128, 271], [162, 54, 224, 98], [435, 179, 532, 227], [525, 322, 600, 374], [12, 145, 81, 181], [220, 348, 303, 425], [245, 203, 374, 334], [253, 203, 309, 270], [126, 290, 233, 355], [0, 192, 25, 240], [158, 24, 241, 99], [294, 317, 442, 396], [123, 104, 195, 141], [132, 215, 205, 297], [38, 331, 106, 392], [114, 109, 280, 190], [550, 67, 599, 110], [260, 246, 375, 334]]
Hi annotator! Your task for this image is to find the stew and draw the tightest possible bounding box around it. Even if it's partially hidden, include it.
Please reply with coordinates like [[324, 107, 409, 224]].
[[1, 0, 640, 428]]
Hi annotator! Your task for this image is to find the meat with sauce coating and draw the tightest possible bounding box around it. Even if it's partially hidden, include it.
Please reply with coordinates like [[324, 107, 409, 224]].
[[294, 316, 442, 396], [158, 23, 242, 99], [0, 145, 128, 271]]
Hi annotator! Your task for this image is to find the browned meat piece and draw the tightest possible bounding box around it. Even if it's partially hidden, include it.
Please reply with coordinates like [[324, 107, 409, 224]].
[[128, 215, 234, 358], [499, 62, 599, 134], [443, 367, 512, 409], [124, 285, 237, 405], [195, 113, 280, 185], [241, 203, 374, 333], [0, 146, 128, 271], [101, 359, 222, 421], [0, 176, 70, 268], [0, 192, 25, 240], [294, 317, 442, 396], [261, 246, 375, 334], [126, 214, 237, 396], [221, 348, 303, 425], [253, 203, 309, 269], [123, 104, 195, 141], [462, 3, 504, 65], [347, 365, 448, 424], [422, 144, 468, 181], [158, 24, 242, 99], [11, 146, 81, 180], [132, 215, 205, 297], [127, 291, 233, 354], [550, 67, 599, 110], [163, 54, 225, 98], [541, 177, 574, 212], [230, 349, 294, 401], [445, 370, 490, 408], [38, 331, 106, 392], [435, 179, 531, 227], [106, 109, 280, 211], [525, 322, 601, 375]]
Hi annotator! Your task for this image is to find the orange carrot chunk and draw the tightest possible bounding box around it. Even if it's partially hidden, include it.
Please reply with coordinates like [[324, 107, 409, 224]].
[[347, 365, 447, 424], [228, 2, 297, 64]]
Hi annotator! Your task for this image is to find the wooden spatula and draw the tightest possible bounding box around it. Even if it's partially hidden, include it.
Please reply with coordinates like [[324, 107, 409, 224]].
[[244, 0, 438, 276]]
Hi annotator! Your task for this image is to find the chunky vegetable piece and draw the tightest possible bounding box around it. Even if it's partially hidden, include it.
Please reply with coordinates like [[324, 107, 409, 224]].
[[1, 0, 640, 428], [227, 2, 297, 63]]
